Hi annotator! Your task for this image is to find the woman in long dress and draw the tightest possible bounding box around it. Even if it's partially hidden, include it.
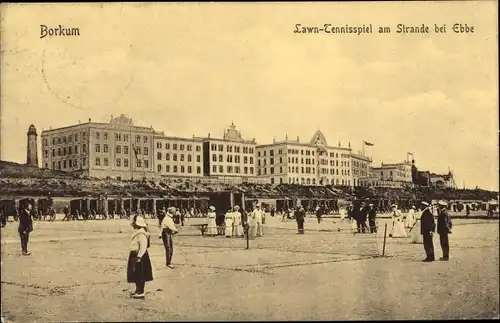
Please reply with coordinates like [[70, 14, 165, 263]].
[[127, 215, 153, 299], [207, 206, 217, 237], [224, 210, 234, 238], [232, 205, 244, 237], [389, 204, 407, 238], [410, 208, 423, 244], [405, 206, 417, 229]]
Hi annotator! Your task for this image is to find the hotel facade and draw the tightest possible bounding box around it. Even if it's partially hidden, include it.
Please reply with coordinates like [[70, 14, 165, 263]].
[[41, 115, 158, 180], [255, 130, 364, 186]]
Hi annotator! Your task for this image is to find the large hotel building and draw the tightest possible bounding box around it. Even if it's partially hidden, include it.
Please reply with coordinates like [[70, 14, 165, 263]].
[[255, 130, 367, 186], [40, 115, 424, 187], [41, 115, 262, 183]]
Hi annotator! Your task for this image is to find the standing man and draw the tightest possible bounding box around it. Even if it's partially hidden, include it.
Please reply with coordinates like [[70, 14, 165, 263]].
[[315, 205, 322, 224], [359, 202, 370, 233], [157, 206, 166, 226], [420, 201, 435, 262], [19, 202, 34, 256], [159, 207, 178, 268], [368, 204, 377, 233], [251, 204, 265, 237], [437, 200, 452, 261], [295, 205, 306, 234]]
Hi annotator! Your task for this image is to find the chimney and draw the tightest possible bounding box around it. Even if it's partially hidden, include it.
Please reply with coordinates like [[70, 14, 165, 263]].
[[78, 120, 81, 124], [296, 136, 299, 142], [208, 133, 211, 138], [273, 137, 276, 144]]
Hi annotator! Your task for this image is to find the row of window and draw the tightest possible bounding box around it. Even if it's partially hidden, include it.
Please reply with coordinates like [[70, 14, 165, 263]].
[[51, 158, 86, 170], [44, 132, 88, 146], [94, 157, 149, 169], [211, 165, 254, 175], [156, 142, 202, 152], [211, 154, 254, 164], [210, 144, 255, 154], [320, 168, 351, 176], [157, 153, 202, 163], [284, 178, 351, 185], [47, 144, 88, 158], [157, 164, 202, 174]]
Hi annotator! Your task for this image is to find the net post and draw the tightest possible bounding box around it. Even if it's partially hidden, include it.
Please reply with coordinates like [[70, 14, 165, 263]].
[[245, 223, 249, 250], [382, 223, 388, 256]]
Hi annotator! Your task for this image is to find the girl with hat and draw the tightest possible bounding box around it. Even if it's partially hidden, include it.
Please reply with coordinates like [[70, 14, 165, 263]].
[[127, 215, 153, 299], [207, 206, 217, 237]]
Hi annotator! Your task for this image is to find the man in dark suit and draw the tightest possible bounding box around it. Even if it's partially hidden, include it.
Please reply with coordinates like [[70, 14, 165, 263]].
[[437, 200, 452, 261], [19, 203, 34, 256], [295, 206, 305, 234], [420, 201, 435, 262], [368, 204, 377, 233]]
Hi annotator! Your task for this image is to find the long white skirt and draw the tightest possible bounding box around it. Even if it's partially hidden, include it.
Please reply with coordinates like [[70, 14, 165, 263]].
[[233, 221, 244, 237], [405, 212, 416, 228], [225, 219, 234, 237], [390, 217, 407, 238], [410, 220, 423, 243], [207, 218, 217, 235]]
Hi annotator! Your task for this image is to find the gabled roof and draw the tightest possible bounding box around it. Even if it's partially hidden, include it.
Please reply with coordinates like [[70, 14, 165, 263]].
[[310, 129, 328, 146]]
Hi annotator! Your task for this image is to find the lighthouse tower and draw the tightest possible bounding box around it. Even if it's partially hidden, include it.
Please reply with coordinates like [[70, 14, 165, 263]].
[[26, 124, 38, 167]]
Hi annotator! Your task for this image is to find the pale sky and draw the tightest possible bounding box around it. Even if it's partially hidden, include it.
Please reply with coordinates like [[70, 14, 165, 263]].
[[1, 2, 498, 191]]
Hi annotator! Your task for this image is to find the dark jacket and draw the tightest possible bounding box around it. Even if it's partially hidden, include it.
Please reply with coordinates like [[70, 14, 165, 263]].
[[295, 209, 305, 222], [437, 208, 452, 234], [18, 208, 33, 233], [368, 208, 377, 219], [420, 208, 435, 234]]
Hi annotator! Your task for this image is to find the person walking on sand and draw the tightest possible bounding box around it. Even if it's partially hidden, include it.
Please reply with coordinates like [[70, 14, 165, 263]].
[[207, 206, 217, 237], [159, 207, 178, 268], [18, 203, 34, 256], [437, 200, 452, 261], [295, 205, 306, 234], [127, 215, 153, 299], [420, 201, 435, 261]]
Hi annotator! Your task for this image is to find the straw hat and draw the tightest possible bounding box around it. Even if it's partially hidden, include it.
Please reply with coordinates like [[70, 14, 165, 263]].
[[391, 204, 397, 207], [167, 206, 176, 213], [132, 215, 147, 228], [411, 206, 416, 209], [209, 206, 215, 211], [421, 201, 430, 206], [234, 205, 240, 210], [438, 200, 448, 206], [369, 204, 374, 207]]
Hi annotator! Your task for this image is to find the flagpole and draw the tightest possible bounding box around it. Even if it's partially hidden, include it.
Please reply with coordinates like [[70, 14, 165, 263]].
[[362, 141, 365, 157]]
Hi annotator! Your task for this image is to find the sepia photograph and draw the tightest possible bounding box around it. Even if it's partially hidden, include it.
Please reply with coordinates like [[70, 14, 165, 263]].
[[0, 1, 498, 321]]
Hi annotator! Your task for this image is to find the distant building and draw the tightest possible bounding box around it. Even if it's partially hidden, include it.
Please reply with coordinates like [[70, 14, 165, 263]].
[[430, 171, 455, 188], [41, 114, 157, 180], [351, 152, 372, 187], [153, 135, 204, 178], [371, 160, 413, 188], [256, 130, 355, 186], [26, 124, 38, 167], [202, 122, 263, 184]]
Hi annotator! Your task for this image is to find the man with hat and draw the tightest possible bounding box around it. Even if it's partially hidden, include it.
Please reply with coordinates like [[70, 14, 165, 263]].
[[437, 200, 452, 261], [18, 202, 34, 256], [367, 203, 377, 233], [158, 206, 179, 268], [207, 206, 217, 236], [420, 201, 435, 262], [294, 205, 306, 234], [250, 204, 265, 237]]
